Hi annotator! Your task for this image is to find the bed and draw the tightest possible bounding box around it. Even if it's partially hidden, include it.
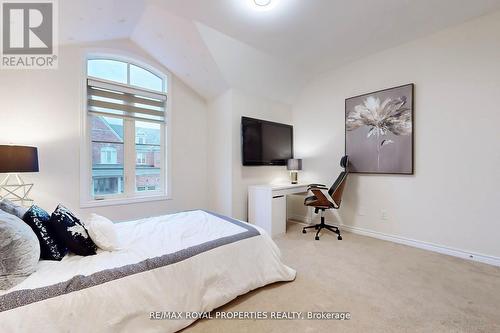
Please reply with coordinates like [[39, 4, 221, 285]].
[[0, 210, 296, 332]]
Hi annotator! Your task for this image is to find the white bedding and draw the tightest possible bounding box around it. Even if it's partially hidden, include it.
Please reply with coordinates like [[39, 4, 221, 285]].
[[0, 210, 296, 332]]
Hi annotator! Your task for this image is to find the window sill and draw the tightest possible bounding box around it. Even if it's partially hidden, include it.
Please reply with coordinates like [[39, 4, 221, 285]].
[[80, 194, 171, 209]]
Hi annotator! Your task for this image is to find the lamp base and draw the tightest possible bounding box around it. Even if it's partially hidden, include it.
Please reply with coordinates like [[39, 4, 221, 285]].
[[290, 171, 298, 184], [0, 174, 34, 207]]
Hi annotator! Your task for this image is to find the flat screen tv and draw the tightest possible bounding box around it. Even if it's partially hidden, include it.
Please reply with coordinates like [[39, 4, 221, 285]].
[[241, 116, 293, 166]]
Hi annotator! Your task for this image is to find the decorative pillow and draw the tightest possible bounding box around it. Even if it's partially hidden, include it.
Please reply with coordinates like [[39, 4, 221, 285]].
[[0, 199, 28, 219], [50, 205, 97, 256], [22, 205, 67, 261], [0, 210, 40, 290], [85, 214, 121, 251]]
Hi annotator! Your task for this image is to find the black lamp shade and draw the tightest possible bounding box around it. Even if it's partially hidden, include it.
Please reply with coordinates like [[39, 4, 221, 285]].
[[287, 159, 302, 171], [0, 145, 39, 173]]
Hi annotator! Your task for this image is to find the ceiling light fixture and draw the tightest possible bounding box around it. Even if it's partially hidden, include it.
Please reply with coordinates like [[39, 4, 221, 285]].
[[248, 0, 278, 11], [254, 0, 272, 6]]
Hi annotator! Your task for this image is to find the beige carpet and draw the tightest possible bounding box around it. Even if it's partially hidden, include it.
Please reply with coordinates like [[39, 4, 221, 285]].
[[183, 222, 500, 333]]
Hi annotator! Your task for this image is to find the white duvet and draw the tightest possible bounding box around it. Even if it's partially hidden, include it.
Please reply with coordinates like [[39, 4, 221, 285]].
[[0, 210, 296, 332]]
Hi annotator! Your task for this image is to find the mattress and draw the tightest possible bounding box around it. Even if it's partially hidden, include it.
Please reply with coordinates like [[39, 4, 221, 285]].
[[0, 210, 296, 332]]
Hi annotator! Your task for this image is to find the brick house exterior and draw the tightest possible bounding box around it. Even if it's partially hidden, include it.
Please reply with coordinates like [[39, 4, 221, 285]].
[[91, 117, 161, 195]]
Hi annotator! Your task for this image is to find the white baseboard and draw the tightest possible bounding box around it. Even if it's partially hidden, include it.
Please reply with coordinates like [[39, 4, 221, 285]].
[[288, 216, 500, 267], [341, 225, 500, 267]]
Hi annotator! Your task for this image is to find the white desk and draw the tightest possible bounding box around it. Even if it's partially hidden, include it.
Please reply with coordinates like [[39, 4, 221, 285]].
[[248, 183, 309, 237]]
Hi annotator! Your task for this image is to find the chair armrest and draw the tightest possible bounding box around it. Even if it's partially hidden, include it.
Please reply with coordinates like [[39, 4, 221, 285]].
[[308, 184, 328, 191], [308, 183, 326, 187]]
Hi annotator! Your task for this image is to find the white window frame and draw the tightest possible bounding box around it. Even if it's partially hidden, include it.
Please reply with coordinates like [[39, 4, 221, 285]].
[[136, 132, 146, 144], [100, 146, 117, 164], [80, 52, 172, 208], [136, 152, 147, 165]]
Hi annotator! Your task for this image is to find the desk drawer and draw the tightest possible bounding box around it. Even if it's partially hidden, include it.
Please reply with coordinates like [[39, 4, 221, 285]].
[[271, 195, 286, 236]]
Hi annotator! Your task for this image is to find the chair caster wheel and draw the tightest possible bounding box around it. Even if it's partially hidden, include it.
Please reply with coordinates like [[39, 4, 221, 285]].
[[338, 236, 342, 240], [302, 229, 306, 234], [315, 236, 320, 240]]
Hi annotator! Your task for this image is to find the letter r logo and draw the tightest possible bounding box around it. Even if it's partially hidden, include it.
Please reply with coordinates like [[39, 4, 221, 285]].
[[2, 2, 53, 54]]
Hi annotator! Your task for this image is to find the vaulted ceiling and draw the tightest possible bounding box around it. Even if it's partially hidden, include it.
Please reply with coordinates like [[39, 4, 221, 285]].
[[60, 0, 500, 103]]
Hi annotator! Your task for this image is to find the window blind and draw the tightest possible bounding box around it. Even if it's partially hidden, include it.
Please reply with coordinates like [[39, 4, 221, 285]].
[[87, 78, 167, 123]]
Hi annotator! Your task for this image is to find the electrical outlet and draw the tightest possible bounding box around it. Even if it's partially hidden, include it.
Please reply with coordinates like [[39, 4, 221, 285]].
[[380, 209, 388, 221]]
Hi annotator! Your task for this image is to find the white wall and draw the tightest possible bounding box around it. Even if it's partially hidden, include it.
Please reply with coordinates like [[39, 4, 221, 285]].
[[208, 89, 292, 220], [231, 90, 292, 221], [0, 39, 209, 221], [207, 90, 233, 216], [292, 11, 500, 258]]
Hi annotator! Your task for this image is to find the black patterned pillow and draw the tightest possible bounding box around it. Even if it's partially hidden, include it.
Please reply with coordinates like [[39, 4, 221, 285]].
[[22, 205, 67, 261], [50, 205, 97, 256]]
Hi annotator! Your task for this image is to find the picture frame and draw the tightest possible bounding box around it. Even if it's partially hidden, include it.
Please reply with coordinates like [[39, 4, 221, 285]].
[[345, 83, 414, 174]]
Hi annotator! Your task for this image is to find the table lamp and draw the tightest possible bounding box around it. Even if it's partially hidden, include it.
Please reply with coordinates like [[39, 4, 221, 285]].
[[287, 159, 302, 184], [0, 145, 39, 205]]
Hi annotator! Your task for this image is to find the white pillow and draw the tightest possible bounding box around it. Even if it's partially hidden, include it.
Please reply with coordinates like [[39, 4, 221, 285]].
[[85, 214, 121, 251]]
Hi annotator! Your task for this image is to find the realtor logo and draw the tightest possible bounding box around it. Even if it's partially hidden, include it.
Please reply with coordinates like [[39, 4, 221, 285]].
[[1, 0, 58, 69]]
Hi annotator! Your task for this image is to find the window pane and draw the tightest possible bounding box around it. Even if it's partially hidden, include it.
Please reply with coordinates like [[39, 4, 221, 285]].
[[91, 116, 124, 196], [91, 115, 124, 143], [135, 121, 161, 145], [135, 121, 161, 192], [88, 59, 127, 84], [130, 64, 164, 92]]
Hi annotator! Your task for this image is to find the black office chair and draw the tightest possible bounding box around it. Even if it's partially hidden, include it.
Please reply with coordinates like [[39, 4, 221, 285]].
[[302, 156, 349, 240]]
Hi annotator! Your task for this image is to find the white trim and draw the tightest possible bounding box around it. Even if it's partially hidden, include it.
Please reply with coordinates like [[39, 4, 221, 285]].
[[86, 53, 168, 86], [340, 224, 500, 267], [80, 194, 171, 208], [289, 216, 500, 267], [124, 117, 135, 195], [165, 75, 172, 199], [79, 49, 173, 208]]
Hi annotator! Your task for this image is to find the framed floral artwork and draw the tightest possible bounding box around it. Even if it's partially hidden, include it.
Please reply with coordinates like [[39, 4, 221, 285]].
[[345, 83, 414, 174]]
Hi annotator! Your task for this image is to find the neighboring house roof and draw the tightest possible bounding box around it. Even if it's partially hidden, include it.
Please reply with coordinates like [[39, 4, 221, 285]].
[[108, 123, 124, 140], [104, 118, 160, 145], [91, 117, 122, 143], [135, 128, 160, 145]]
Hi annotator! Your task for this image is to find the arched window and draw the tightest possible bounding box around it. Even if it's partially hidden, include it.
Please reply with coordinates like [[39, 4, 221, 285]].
[[84, 56, 168, 203], [87, 59, 164, 92]]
